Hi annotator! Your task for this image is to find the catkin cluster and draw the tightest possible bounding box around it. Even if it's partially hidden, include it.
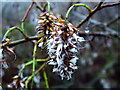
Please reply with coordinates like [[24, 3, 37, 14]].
[[36, 12, 85, 80]]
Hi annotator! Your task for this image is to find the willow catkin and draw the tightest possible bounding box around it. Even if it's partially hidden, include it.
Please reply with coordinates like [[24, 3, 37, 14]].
[[36, 12, 85, 80]]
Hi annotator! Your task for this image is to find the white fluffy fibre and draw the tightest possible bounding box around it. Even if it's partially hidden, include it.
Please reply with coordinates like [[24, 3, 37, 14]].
[[46, 23, 85, 80], [37, 13, 85, 80]]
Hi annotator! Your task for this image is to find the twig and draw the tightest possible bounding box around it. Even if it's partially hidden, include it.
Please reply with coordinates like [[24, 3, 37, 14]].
[[33, 1, 50, 13], [79, 31, 120, 39], [21, 2, 35, 32], [100, 2, 120, 9], [18, 57, 50, 76], [25, 62, 47, 88], [25, 57, 50, 88], [7, 34, 44, 47], [106, 16, 120, 27], [22, 2, 35, 22], [47, 1, 50, 14], [6, 31, 119, 48], [31, 41, 38, 88], [66, 3, 91, 22], [33, 0, 45, 12], [3, 26, 28, 41], [73, 12, 119, 37], [77, 1, 120, 28], [43, 71, 50, 89]]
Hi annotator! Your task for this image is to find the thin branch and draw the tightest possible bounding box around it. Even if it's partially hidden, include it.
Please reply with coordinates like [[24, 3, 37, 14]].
[[47, 1, 51, 14], [21, 2, 35, 32], [7, 34, 44, 47], [106, 16, 120, 27], [18, 57, 50, 76], [100, 2, 120, 9], [77, 1, 120, 28], [31, 41, 38, 88], [3, 26, 28, 41], [6, 31, 119, 48], [79, 31, 120, 39], [22, 2, 35, 22], [77, 1, 104, 28], [33, 0, 46, 12], [43, 71, 50, 89], [66, 3, 91, 22], [25, 57, 50, 88], [25, 62, 47, 88], [33, 1, 50, 12]]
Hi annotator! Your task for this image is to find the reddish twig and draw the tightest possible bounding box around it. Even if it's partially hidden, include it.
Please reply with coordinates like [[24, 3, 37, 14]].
[[79, 32, 120, 39], [33, 1, 47, 12], [100, 2, 120, 9], [77, 1, 120, 28], [22, 2, 35, 22]]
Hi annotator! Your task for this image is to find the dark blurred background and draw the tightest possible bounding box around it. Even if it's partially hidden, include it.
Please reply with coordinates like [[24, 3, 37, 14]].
[[1, 2, 120, 88]]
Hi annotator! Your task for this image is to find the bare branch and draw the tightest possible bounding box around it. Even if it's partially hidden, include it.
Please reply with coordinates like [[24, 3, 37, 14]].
[[106, 16, 120, 27], [77, 2, 120, 28], [6, 31, 119, 48], [22, 2, 35, 22], [100, 2, 120, 9], [7, 34, 44, 47], [33, 0, 46, 12], [79, 32, 120, 39]]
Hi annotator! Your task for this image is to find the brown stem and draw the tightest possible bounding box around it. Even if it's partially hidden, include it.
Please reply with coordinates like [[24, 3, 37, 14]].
[[100, 2, 120, 9], [33, 0, 46, 12], [5, 31, 119, 48], [7, 34, 44, 47], [79, 32, 120, 39], [22, 2, 35, 22], [77, 1, 120, 28]]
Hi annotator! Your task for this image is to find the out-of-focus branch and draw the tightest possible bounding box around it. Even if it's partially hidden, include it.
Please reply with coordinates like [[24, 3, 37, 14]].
[[73, 11, 119, 35], [106, 16, 120, 27], [79, 32, 120, 39], [77, 1, 120, 28], [5, 31, 119, 48]]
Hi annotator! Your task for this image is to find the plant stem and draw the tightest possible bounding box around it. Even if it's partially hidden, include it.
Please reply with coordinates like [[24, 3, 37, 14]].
[[76, 0, 105, 28], [43, 71, 50, 89], [21, 1, 34, 32], [21, 21, 25, 32], [66, 3, 91, 22], [22, 2, 35, 22], [47, 1, 50, 14], [7, 34, 44, 47], [25, 62, 47, 88], [31, 41, 38, 88], [33, 42, 37, 72], [3, 26, 28, 41], [33, 0, 46, 12], [18, 57, 50, 77]]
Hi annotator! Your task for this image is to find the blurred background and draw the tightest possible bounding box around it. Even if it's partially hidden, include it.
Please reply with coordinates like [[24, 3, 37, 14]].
[[1, 2, 120, 88]]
